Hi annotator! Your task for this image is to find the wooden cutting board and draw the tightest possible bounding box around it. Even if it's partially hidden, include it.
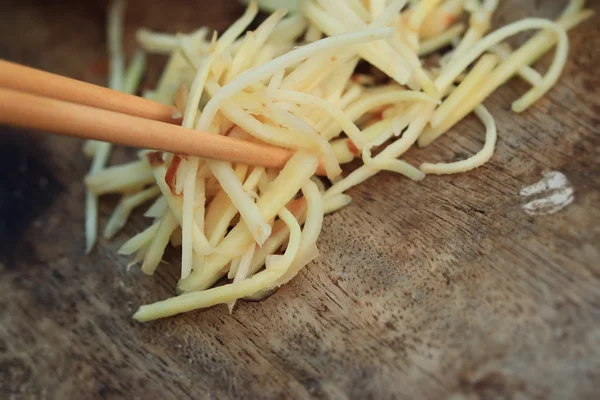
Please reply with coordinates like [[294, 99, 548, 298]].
[[1, 1, 598, 398]]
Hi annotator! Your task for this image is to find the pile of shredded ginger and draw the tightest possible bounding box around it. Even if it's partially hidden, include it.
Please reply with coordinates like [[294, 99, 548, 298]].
[[82, 0, 593, 321]]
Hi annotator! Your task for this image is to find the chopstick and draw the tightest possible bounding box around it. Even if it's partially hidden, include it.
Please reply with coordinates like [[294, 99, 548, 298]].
[[0, 88, 329, 174], [0, 61, 328, 175], [0, 60, 180, 124]]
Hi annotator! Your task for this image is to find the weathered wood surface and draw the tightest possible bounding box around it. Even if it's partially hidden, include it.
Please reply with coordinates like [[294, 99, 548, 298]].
[[1, 1, 598, 399]]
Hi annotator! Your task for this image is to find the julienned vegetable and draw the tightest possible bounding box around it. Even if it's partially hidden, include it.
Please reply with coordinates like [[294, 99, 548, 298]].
[[82, 0, 592, 321]]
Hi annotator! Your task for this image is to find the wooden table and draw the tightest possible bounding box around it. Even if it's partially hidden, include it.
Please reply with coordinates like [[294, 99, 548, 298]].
[[1, 1, 598, 398]]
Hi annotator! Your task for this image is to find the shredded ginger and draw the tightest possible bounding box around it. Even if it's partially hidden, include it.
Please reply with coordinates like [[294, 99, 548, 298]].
[[84, 0, 593, 321]]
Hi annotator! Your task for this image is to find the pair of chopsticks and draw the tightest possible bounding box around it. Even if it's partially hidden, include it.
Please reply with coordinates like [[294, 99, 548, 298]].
[[0, 60, 327, 175]]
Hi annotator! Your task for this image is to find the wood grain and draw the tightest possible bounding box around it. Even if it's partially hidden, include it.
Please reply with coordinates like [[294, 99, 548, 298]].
[[1, 0, 599, 399]]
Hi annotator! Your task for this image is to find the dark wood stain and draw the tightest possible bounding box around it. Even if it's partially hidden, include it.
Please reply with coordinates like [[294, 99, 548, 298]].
[[0, 128, 64, 266], [0, 0, 599, 399]]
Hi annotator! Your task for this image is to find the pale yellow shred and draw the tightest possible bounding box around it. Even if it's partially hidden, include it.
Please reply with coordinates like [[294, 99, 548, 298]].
[[85, 160, 154, 195], [104, 186, 161, 239], [141, 209, 179, 276]]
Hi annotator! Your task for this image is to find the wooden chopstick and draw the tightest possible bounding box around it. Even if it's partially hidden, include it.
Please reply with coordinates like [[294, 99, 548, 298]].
[[0, 88, 328, 175], [0, 60, 329, 175], [0, 60, 180, 124]]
